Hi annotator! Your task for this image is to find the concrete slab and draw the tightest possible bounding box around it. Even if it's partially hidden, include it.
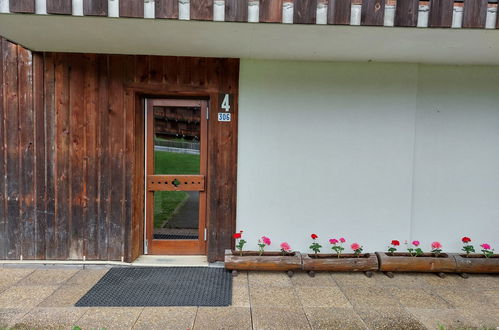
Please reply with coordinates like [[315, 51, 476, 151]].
[[330, 272, 378, 288], [408, 308, 478, 329], [0, 268, 35, 287], [457, 307, 499, 328], [433, 288, 495, 308], [340, 286, 400, 308], [250, 286, 300, 307], [304, 307, 368, 329], [248, 271, 293, 288], [15, 269, 79, 286], [232, 285, 251, 307], [64, 269, 108, 286], [132, 255, 208, 267], [0, 286, 58, 308], [134, 307, 197, 329], [295, 286, 352, 308], [77, 307, 143, 330], [0, 308, 30, 328], [194, 307, 251, 330], [355, 307, 426, 330], [291, 272, 337, 287], [15, 307, 86, 329], [38, 285, 91, 307], [251, 307, 311, 329], [387, 287, 452, 309], [374, 273, 427, 288]]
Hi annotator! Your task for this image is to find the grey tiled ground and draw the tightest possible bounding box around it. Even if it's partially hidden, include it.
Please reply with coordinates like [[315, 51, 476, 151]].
[[0, 266, 497, 329]]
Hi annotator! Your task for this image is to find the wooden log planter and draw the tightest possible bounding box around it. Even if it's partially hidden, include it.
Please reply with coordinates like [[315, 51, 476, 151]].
[[224, 250, 302, 277], [453, 253, 499, 274], [376, 252, 457, 277], [302, 253, 378, 277]]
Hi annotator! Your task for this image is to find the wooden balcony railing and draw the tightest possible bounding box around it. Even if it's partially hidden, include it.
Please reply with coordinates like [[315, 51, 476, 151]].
[[4, 0, 498, 29]]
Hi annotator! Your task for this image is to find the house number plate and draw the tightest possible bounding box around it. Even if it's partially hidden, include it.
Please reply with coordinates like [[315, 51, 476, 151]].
[[218, 113, 231, 122]]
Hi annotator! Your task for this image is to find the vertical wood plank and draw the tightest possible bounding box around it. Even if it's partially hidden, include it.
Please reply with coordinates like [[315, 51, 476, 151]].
[[69, 54, 85, 260], [429, 0, 454, 27], [190, 0, 214, 20], [164, 57, 178, 85], [83, 54, 99, 259], [83, 0, 108, 16], [107, 55, 125, 260], [259, 0, 283, 22], [33, 52, 46, 260], [97, 54, 110, 260], [0, 39, 6, 259], [328, 0, 351, 25], [46, 0, 72, 14], [54, 53, 70, 259], [4, 40, 21, 260], [10, 0, 35, 13], [294, 0, 317, 24], [394, 0, 419, 27], [148, 56, 164, 84], [44, 53, 57, 259], [462, 0, 488, 28], [18, 46, 36, 259], [225, 0, 248, 22], [155, 0, 178, 19], [361, 0, 385, 26], [119, 0, 144, 18]]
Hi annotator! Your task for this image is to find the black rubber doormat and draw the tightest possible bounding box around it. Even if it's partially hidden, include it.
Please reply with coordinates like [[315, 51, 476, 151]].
[[153, 233, 198, 240], [75, 267, 232, 307]]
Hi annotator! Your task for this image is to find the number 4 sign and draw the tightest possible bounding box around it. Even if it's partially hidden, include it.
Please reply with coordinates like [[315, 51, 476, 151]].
[[221, 94, 231, 112], [218, 93, 232, 122]]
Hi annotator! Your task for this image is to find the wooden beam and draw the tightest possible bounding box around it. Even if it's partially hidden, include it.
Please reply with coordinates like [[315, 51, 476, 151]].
[[361, 0, 385, 26], [259, 0, 283, 23], [462, 0, 488, 28], [83, 0, 108, 16], [394, 0, 419, 27], [328, 0, 351, 25], [155, 0, 179, 19], [9, 0, 35, 13], [46, 0, 72, 15], [0, 39, 6, 259], [119, 0, 144, 18], [225, 0, 248, 22], [429, 0, 454, 27], [190, 0, 214, 20]]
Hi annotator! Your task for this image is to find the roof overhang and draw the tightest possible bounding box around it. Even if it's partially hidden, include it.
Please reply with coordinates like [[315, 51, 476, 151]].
[[0, 13, 498, 65]]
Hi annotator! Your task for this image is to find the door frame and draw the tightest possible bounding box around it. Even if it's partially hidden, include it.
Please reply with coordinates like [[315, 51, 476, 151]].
[[144, 98, 208, 255]]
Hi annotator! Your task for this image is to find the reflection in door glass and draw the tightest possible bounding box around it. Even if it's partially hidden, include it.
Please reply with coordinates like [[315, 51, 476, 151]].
[[152, 105, 201, 240]]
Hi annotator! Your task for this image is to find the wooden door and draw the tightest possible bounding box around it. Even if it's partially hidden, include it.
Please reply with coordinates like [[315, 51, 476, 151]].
[[145, 99, 208, 255]]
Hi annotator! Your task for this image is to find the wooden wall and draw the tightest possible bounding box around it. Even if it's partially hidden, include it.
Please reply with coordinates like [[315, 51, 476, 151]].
[[0, 38, 238, 262]]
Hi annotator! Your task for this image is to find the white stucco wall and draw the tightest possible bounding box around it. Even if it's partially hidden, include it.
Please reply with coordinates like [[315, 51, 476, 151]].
[[237, 60, 499, 254]]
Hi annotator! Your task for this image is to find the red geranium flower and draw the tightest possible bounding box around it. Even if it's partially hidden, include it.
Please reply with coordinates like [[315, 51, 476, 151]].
[[391, 240, 400, 246], [311, 234, 318, 240], [233, 231, 243, 239], [462, 236, 471, 243]]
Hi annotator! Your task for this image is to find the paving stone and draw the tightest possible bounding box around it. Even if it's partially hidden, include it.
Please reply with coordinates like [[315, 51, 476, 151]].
[[480, 288, 499, 307], [387, 287, 452, 309], [304, 307, 367, 329], [231, 284, 250, 307], [14, 307, 86, 329], [0, 286, 58, 308], [291, 272, 336, 287], [0, 269, 35, 287], [457, 307, 499, 328], [134, 307, 197, 329], [251, 307, 311, 329], [340, 286, 399, 308], [0, 309, 30, 328], [419, 273, 472, 288], [434, 288, 495, 308], [374, 272, 427, 288], [77, 307, 143, 330], [248, 271, 293, 287], [462, 274, 499, 289], [194, 307, 251, 330], [64, 269, 108, 286], [16, 269, 79, 286], [408, 308, 478, 329], [38, 285, 90, 307], [295, 287, 351, 308], [232, 271, 249, 287], [355, 307, 426, 330], [330, 272, 378, 288], [250, 286, 300, 307]]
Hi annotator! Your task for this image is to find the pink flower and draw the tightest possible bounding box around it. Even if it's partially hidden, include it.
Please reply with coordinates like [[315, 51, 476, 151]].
[[351, 243, 361, 250], [329, 238, 339, 244], [412, 240, 420, 247], [280, 242, 291, 252], [261, 236, 271, 246], [431, 241, 442, 249], [481, 243, 491, 250], [339, 237, 346, 243]]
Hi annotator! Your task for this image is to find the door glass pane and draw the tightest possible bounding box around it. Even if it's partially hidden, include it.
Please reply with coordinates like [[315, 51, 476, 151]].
[[152, 105, 201, 240], [153, 191, 199, 240], [153, 105, 200, 175]]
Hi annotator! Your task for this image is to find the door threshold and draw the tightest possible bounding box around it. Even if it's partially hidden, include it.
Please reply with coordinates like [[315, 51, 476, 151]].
[[132, 255, 210, 267]]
